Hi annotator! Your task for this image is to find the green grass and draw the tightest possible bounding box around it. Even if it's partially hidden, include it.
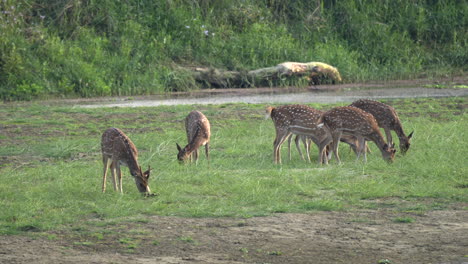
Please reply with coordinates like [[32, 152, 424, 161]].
[[1, 1, 466, 100], [0, 97, 466, 234]]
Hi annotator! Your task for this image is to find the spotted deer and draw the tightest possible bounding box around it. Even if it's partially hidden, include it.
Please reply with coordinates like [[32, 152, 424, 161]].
[[319, 106, 396, 163], [350, 99, 413, 154], [101, 128, 152, 195], [176, 111, 211, 164], [265, 105, 332, 164]]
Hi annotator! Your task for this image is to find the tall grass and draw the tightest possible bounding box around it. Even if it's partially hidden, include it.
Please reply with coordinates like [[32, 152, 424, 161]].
[[0, 98, 466, 234], [0, 0, 466, 100]]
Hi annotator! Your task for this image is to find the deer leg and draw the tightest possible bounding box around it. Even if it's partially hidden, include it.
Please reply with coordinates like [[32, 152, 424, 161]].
[[117, 164, 123, 193], [110, 161, 118, 191], [331, 132, 342, 164], [194, 149, 199, 164], [366, 141, 372, 154], [326, 144, 332, 161], [323, 145, 329, 164], [361, 138, 368, 162], [317, 144, 325, 165], [115, 162, 123, 193], [303, 136, 312, 163], [321, 146, 329, 165], [350, 142, 358, 154], [102, 157, 110, 193], [362, 144, 368, 163], [319, 136, 332, 165], [355, 143, 362, 161], [274, 131, 290, 164], [287, 135, 293, 161], [356, 137, 366, 162], [273, 131, 281, 164], [205, 143, 209, 161], [273, 137, 279, 164], [295, 135, 306, 161], [384, 128, 393, 146]]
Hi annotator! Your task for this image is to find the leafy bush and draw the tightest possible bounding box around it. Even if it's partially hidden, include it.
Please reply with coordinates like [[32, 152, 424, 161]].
[[0, 0, 466, 100]]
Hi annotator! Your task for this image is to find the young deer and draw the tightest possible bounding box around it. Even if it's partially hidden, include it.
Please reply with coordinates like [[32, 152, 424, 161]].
[[176, 111, 211, 164], [287, 132, 369, 162], [319, 106, 396, 163], [265, 105, 332, 164], [349, 99, 413, 154], [101, 128, 152, 195]]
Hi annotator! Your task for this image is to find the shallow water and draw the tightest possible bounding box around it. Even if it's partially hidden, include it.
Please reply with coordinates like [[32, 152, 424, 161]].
[[77, 87, 467, 108]]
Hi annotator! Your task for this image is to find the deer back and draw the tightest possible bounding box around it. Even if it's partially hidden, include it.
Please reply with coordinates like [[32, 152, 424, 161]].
[[350, 99, 412, 153], [269, 105, 330, 143], [270, 105, 321, 128], [349, 99, 400, 130], [322, 107, 396, 161], [101, 128, 139, 168], [323, 107, 387, 142]]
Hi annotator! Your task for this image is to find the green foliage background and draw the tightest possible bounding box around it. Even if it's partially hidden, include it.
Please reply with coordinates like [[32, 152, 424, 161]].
[[1, 0, 467, 100]]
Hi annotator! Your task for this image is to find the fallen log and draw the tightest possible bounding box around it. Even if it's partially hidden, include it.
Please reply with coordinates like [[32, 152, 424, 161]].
[[179, 61, 342, 88]]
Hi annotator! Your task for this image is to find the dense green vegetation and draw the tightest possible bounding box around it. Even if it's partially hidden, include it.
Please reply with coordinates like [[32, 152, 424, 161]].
[[0, 98, 466, 234], [1, 0, 467, 100]]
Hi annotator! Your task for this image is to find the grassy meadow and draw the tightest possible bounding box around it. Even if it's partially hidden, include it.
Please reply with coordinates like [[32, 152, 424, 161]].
[[0, 97, 466, 234]]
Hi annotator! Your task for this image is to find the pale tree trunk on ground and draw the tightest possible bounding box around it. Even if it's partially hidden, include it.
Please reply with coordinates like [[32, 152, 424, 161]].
[[178, 62, 342, 88]]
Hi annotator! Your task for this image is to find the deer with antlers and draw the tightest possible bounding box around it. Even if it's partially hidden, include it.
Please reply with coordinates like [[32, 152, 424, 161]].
[[319, 106, 396, 163], [349, 99, 413, 154], [176, 111, 211, 164], [266, 104, 332, 164], [101, 128, 152, 195]]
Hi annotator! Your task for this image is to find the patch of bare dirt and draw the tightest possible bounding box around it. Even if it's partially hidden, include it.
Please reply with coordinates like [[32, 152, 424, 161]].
[[1, 209, 467, 264]]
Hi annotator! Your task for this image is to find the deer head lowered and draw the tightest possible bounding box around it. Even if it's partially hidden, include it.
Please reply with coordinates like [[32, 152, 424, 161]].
[[350, 99, 413, 154], [101, 128, 153, 195], [176, 111, 211, 164], [319, 106, 396, 163]]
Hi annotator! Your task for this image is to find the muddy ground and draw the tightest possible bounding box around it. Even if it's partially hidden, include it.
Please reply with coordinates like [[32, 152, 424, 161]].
[[1, 78, 467, 264], [1, 208, 467, 264]]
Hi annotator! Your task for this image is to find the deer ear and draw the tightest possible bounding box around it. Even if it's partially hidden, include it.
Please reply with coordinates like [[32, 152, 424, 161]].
[[144, 165, 151, 178], [176, 143, 182, 151], [408, 131, 414, 139], [391, 143, 395, 149], [383, 143, 388, 150]]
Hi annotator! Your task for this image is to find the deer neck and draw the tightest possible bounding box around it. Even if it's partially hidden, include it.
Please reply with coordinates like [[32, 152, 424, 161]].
[[186, 126, 206, 151], [367, 130, 389, 155], [393, 119, 408, 140], [125, 155, 141, 176], [185, 137, 203, 153]]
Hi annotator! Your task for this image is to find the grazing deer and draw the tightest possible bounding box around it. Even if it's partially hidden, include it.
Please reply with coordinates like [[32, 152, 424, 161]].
[[265, 105, 332, 164], [319, 106, 396, 163], [176, 111, 211, 164], [101, 128, 152, 195], [350, 99, 413, 154]]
